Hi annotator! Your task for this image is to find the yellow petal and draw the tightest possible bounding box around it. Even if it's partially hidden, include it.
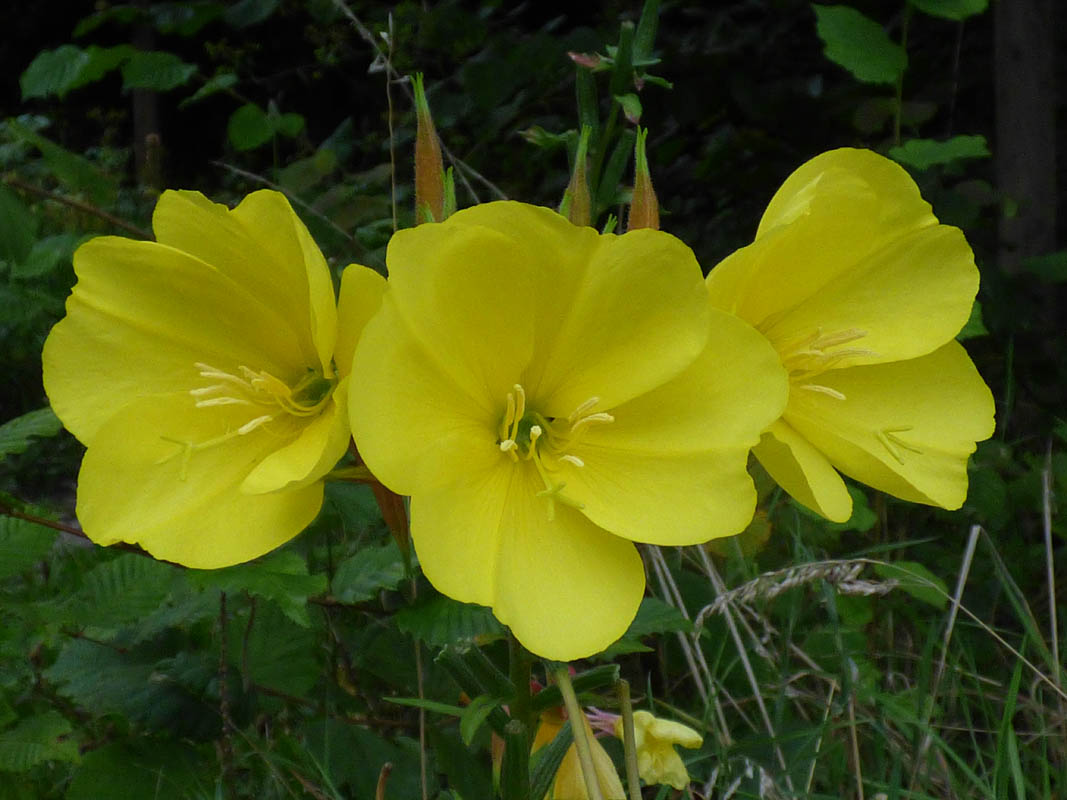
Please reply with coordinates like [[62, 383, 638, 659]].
[[241, 386, 349, 494], [76, 394, 322, 567], [552, 715, 626, 800], [706, 148, 978, 365], [785, 342, 995, 508], [334, 265, 387, 379], [642, 713, 704, 750], [563, 308, 787, 544], [349, 295, 502, 495], [43, 237, 308, 444], [753, 420, 853, 522], [411, 464, 644, 661], [152, 189, 337, 371]]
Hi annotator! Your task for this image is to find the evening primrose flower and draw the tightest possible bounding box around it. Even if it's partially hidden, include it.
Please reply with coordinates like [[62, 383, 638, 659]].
[[612, 711, 702, 790], [349, 201, 788, 659], [533, 709, 625, 800], [42, 189, 384, 567], [706, 148, 995, 522]]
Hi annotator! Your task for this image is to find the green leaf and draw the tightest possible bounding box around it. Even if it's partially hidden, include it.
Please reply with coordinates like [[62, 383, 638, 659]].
[[625, 596, 693, 637], [874, 561, 948, 609], [67, 741, 206, 800], [909, 0, 988, 21], [273, 111, 305, 138], [0, 185, 38, 264], [1021, 250, 1067, 284], [121, 51, 196, 91], [229, 602, 320, 695], [20, 45, 88, 99], [0, 516, 57, 579], [189, 550, 326, 627], [394, 593, 505, 646], [224, 0, 282, 27], [331, 539, 406, 604], [813, 5, 907, 85], [179, 71, 237, 108], [385, 697, 465, 717], [0, 408, 61, 461], [227, 103, 274, 150], [613, 92, 642, 124], [12, 233, 82, 279], [64, 554, 179, 629], [957, 301, 989, 340], [888, 135, 991, 170], [460, 694, 501, 746], [0, 712, 79, 771], [5, 118, 117, 206]]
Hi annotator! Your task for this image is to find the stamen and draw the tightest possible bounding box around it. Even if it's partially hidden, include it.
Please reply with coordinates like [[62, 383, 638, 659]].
[[798, 384, 847, 401], [567, 396, 601, 423], [238, 414, 275, 435], [195, 397, 252, 407], [560, 454, 584, 467], [878, 426, 922, 464]]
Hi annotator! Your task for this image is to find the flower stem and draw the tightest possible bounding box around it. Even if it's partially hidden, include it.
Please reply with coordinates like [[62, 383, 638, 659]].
[[508, 633, 534, 733], [555, 666, 604, 800], [616, 679, 642, 800]]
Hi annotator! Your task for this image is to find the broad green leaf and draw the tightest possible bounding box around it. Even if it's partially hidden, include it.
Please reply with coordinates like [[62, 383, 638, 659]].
[[150, 2, 225, 35], [394, 593, 505, 646], [224, 0, 282, 27], [613, 92, 642, 124], [909, 0, 987, 21], [64, 554, 179, 629], [957, 301, 988, 340], [875, 561, 947, 609], [460, 694, 501, 746], [21, 45, 134, 99], [229, 602, 319, 695], [1022, 250, 1067, 284], [813, 5, 907, 85], [5, 118, 118, 206], [189, 550, 326, 627], [331, 539, 405, 604], [272, 110, 305, 138], [0, 408, 61, 460], [121, 51, 196, 91], [625, 596, 693, 637], [0, 516, 57, 579], [179, 71, 237, 108], [0, 712, 79, 771], [889, 135, 990, 170], [13, 233, 82, 279], [227, 103, 274, 150], [0, 185, 38, 264], [67, 741, 206, 800]]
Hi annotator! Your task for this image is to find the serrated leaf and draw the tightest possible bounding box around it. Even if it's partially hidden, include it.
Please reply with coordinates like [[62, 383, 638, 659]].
[[189, 550, 326, 627], [394, 593, 505, 646], [0, 712, 78, 771], [0, 185, 37, 264], [332, 539, 405, 604], [0, 516, 57, 579], [64, 554, 179, 629], [909, 0, 987, 21], [179, 71, 237, 108], [121, 51, 196, 91], [889, 135, 990, 170], [460, 695, 501, 746], [0, 408, 61, 460], [230, 602, 319, 695], [20, 45, 88, 99], [227, 103, 273, 150], [875, 561, 947, 609], [67, 740, 206, 800], [5, 118, 117, 206], [814, 5, 907, 85]]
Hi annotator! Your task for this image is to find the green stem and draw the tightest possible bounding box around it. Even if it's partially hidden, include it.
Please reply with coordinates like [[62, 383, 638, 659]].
[[555, 666, 604, 800], [892, 2, 911, 147], [508, 633, 534, 733], [616, 679, 642, 800]]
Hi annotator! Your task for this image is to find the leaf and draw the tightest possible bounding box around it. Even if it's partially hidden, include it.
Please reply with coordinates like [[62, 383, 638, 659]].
[[67, 741, 206, 800], [64, 554, 179, 629], [5, 118, 117, 206], [231, 602, 320, 695], [613, 92, 642, 124], [957, 301, 988, 340], [0, 517, 58, 579], [1021, 250, 1067, 284], [224, 0, 282, 27], [394, 593, 505, 646], [120, 51, 196, 91], [227, 103, 274, 150], [273, 111, 305, 138], [460, 695, 501, 746], [331, 539, 406, 604], [13, 233, 82, 279], [874, 561, 948, 609], [889, 135, 991, 170], [0, 712, 79, 771], [0, 408, 61, 461], [0, 185, 38, 264], [179, 71, 237, 108], [625, 596, 693, 637], [189, 550, 326, 627], [909, 0, 988, 21], [813, 5, 907, 85], [20, 45, 133, 99]]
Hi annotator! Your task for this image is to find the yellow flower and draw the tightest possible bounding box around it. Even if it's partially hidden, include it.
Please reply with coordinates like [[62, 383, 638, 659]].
[[349, 201, 788, 659], [42, 189, 384, 567], [706, 148, 995, 522], [534, 710, 625, 800], [613, 711, 703, 790]]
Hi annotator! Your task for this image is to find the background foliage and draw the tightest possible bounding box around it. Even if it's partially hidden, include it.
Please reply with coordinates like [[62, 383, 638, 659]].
[[1, 1, 1065, 797]]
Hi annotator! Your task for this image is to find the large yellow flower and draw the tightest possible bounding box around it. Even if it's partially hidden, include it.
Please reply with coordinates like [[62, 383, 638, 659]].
[[706, 148, 995, 522], [43, 190, 384, 567], [349, 201, 788, 659], [533, 709, 625, 800]]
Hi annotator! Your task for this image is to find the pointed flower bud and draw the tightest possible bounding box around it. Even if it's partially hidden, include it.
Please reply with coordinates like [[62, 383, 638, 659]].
[[413, 73, 445, 225], [628, 127, 659, 231], [560, 125, 593, 227]]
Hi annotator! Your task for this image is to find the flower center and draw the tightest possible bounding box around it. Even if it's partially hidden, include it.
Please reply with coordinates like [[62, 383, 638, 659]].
[[771, 326, 876, 401], [157, 362, 336, 479], [496, 384, 614, 519]]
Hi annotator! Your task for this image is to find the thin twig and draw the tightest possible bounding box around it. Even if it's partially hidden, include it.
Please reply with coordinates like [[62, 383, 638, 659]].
[[3, 173, 152, 239], [384, 13, 398, 233], [1041, 443, 1064, 732]]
